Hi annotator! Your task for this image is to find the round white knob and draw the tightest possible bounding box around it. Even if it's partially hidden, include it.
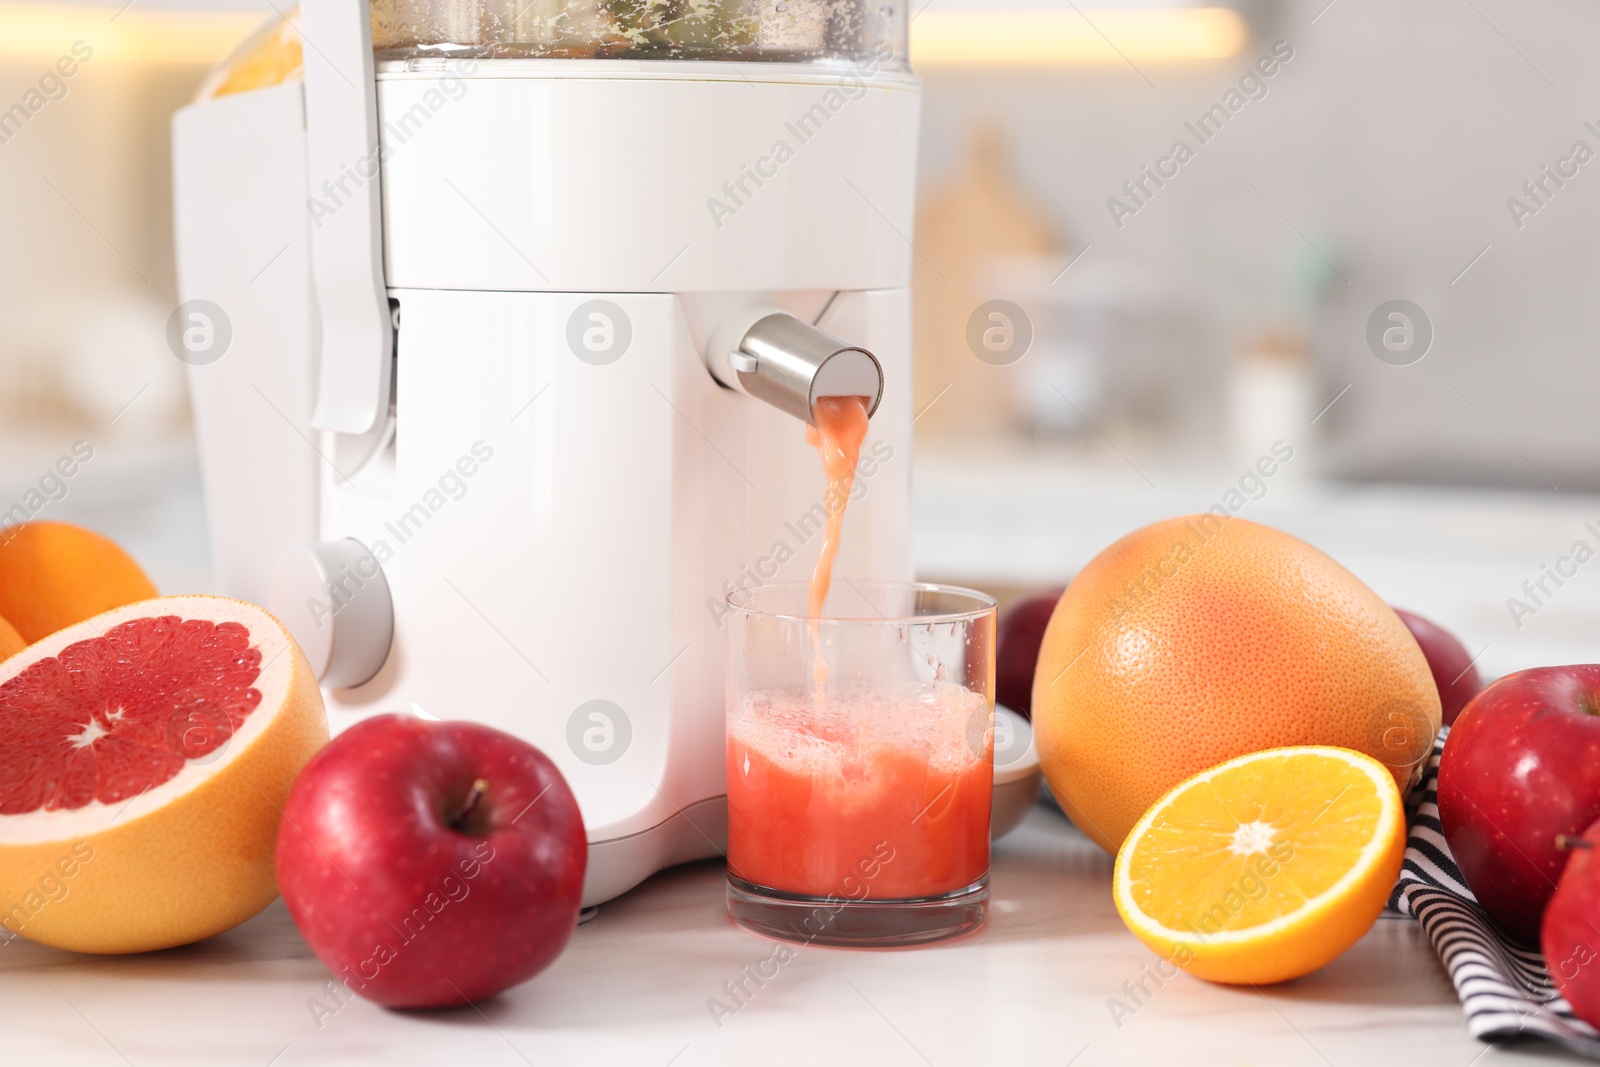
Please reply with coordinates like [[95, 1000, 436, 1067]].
[[269, 539, 394, 689]]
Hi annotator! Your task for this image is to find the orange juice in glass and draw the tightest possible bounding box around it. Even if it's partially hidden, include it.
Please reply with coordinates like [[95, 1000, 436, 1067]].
[[725, 582, 997, 946]]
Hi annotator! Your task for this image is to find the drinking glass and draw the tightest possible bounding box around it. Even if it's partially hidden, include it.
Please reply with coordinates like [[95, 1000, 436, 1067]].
[[724, 581, 996, 946]]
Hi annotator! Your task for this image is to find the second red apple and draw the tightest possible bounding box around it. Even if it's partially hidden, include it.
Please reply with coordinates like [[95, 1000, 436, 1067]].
[[996, 586, 1065, 719], [1438, 665, 1600, 944]]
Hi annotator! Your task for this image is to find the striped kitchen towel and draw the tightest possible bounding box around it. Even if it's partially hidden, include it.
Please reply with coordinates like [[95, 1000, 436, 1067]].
[[1389, 725, 1600, 1057]]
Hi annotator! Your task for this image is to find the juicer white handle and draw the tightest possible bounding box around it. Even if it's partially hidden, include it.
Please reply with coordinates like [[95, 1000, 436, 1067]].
[[301, 0, 393, 435]]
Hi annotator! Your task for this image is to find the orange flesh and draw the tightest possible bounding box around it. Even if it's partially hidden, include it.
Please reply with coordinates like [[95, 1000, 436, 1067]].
[[804, 395, 871, 689]]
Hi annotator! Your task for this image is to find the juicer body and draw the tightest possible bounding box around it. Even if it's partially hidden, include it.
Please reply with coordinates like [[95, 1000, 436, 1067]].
[[172, 59, 920, 905]]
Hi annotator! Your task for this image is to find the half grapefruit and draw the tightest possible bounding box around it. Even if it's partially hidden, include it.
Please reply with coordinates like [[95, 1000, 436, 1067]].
[[0, 595, 327, 953]]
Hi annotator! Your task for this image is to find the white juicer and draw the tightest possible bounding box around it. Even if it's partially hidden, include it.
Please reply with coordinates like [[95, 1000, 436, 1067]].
[[174, 0, 1033, 907]]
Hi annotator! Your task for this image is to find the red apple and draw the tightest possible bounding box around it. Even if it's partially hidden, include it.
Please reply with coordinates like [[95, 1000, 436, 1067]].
[[276, 714, 586, 1008], [996, 587, 1065, 720], [1438, 665, 1600, 945], [1394, 607, 1483, 726], [1542, 818, 1600, 1026]]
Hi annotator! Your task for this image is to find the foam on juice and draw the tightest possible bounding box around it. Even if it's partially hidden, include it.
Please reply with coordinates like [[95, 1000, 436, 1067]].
[[730, 682, 990, 778]]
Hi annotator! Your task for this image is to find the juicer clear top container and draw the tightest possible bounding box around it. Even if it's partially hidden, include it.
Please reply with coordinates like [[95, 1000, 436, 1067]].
[[200, 0, 907, 102], [371, 0, 907, 66]]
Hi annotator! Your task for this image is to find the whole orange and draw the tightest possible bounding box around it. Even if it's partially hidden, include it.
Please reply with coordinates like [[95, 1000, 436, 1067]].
[[0, 522, 158, 643], [0, 614, 24, 661], [1032, 514, 1440, 854]]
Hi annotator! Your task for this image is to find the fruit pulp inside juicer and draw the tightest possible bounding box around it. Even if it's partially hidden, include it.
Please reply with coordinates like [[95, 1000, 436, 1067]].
[[369, 0, 908, 64]]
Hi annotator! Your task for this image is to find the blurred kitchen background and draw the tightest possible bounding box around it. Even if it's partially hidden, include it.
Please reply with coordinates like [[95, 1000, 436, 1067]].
[[2, 0, 1598, 678]]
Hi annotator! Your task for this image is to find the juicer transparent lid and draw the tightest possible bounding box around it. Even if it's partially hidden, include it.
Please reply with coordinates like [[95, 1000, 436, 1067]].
[[199, 1, 906, 109], [371, 0, 907, 67]]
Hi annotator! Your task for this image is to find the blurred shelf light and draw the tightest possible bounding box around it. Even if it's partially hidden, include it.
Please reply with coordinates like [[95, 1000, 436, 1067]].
[[0, 1, 266, 64], [0, 0, 1247, 68], [910, 7, 1249, 66]]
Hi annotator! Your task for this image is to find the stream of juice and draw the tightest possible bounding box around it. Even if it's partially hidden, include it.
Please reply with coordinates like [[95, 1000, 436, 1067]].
[[804, 395, 871, 689]]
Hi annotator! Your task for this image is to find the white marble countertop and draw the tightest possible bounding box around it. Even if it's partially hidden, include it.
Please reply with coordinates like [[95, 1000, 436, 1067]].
[[0, 808, 1576, 1066]]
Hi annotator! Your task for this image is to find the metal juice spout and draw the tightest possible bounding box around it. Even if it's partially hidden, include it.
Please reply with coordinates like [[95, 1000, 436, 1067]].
[[705, 307, 883, 425]]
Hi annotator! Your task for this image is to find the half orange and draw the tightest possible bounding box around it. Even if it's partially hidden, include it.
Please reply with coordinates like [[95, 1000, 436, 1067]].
[[1113, 746, 1405, 985]]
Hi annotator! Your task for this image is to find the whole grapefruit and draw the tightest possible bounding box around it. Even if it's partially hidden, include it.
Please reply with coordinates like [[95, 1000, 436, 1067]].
[[1033, 515, 1439, 854]]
